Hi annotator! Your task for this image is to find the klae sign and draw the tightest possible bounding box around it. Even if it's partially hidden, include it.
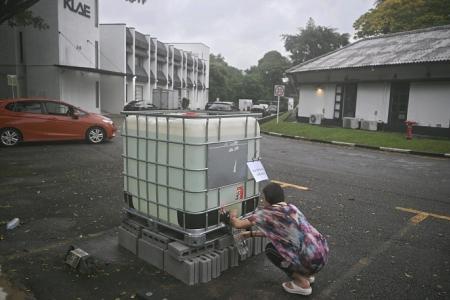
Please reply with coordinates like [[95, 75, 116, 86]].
[[64, 0, 91, 18]]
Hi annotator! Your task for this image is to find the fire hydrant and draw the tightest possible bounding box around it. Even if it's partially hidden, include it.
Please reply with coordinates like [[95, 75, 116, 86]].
[[405, 120, 416, 140]]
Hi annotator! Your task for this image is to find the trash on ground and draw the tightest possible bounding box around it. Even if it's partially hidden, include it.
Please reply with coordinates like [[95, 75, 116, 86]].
[[6, 218, 20, 230], [64, 246, 96, 275]]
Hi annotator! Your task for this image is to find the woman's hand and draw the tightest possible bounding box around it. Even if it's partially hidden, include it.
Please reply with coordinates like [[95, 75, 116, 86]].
[[229, 209, 238, 219]]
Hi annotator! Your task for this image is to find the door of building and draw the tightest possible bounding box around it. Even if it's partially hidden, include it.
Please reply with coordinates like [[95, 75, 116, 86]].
[[388, 82, 410, 130], [342, 83, 357, 118]]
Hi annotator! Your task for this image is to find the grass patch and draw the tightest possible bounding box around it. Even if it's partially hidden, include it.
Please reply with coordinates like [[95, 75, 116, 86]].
[[261, 113, 450, 154]]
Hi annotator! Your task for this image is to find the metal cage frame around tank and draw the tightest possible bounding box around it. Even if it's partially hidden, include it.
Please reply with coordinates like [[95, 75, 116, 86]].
[[121, 110, 262, 246]]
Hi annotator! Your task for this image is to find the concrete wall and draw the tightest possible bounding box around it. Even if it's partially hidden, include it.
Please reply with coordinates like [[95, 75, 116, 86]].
[[355, 82, 390, 122], [58, 0, 99, 68], [0, 0, 59, 99], [298, 83, 335, 119], [0, 26, 18, 98], [408, 81, 450, 128], [60, 70, 100, 113], [101, 75, 125, 114], [99, 24, 126, 72], [26, 67, 60, 99]]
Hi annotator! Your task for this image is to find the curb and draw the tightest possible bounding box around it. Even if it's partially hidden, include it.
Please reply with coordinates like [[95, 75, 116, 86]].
[[261, 130, 450, 158]]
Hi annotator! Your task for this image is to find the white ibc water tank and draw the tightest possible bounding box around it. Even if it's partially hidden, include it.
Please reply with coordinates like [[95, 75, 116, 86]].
[[122, 112, 261, 232]]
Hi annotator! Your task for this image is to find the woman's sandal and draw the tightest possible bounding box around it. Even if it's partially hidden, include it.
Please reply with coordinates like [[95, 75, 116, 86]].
[[282, 281, 312, 296]]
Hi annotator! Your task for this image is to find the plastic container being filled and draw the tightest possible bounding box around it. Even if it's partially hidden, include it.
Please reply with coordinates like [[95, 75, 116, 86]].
[[121, 111, 261, 245]]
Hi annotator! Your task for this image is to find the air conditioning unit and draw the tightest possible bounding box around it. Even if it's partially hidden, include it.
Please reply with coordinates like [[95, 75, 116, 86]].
[[342, 117, 359, 129], [309, 114, 323, 125], [360, 120, 378, 131]]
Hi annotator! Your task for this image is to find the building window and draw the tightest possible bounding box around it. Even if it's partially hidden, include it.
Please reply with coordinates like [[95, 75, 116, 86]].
[[95, 41, 98, 68], [95, 81, 100, 108]]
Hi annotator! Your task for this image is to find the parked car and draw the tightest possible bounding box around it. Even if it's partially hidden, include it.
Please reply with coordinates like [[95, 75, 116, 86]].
[[123, 100, 158, 111], [267, 105, 278, 115], [251, 104, 269, 117], [204, 102, 215, 110], [0, 98, 117, 146], [206, 102, 239, 112]]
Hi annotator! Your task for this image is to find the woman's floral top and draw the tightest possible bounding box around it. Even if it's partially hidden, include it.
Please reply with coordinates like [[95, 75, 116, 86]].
[[249, 203, 329, 275]]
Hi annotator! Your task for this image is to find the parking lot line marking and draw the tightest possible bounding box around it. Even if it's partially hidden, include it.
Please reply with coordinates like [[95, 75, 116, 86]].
[[319, 220, 414, 298], [396, 207, 450, 223], [271, 180, 309, 191], [409, 213, 429, 224]]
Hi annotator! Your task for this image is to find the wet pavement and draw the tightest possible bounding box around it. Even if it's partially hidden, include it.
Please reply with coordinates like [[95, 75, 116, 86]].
[[0, 133, 449, 300]]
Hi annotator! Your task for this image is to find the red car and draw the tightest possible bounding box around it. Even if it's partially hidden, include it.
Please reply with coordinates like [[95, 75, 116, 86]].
[[0, 98, 117, 146]]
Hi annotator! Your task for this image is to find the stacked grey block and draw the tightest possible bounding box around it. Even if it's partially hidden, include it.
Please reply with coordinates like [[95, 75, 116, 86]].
[[118, 219, 142, 255], [118, 219, 270, 285]]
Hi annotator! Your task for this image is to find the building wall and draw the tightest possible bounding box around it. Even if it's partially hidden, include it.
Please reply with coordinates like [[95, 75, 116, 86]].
[[408, 81, 450, 128], [26, 67, 60, 99], [99, 24, 126, 73], [0, 26, 18, 98], [100, 75, 125, 114], [58, 0, 99, 68], [355, 82, 390, 123], [298, 83, 335, 119], [60, 70, 100, 113], [170, 43, 210, 109], [0, 0, 59, 99]]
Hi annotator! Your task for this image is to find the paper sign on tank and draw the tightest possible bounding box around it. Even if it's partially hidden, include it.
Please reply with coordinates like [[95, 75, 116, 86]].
[[246, 161, 268, 182]]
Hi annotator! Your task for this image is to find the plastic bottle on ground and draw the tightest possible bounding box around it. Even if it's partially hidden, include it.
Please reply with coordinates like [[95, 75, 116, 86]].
[[6, 218, 20, 230]]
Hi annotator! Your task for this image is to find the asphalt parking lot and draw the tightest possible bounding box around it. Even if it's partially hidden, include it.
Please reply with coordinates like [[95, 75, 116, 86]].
[[1, 133, 449, 300]]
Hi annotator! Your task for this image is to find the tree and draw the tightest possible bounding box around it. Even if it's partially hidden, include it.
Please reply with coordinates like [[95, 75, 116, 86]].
[[208, 54, 244, 103], [0, 0, 47, 28], [245, 51, 291, 99], [354, 0, 450, 38], [282, 18, 350, 65]]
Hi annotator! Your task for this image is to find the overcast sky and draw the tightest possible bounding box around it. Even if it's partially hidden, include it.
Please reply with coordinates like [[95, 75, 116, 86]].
[[100, 0, 374, 70]]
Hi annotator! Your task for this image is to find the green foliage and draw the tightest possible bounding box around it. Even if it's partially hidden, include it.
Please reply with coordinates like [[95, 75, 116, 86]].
[[282, 18, 350, 65], [354, 0, 450, 38], [7, 10, 48, 30], [208, 54, 244, 104], [209, 51, 291, 103]]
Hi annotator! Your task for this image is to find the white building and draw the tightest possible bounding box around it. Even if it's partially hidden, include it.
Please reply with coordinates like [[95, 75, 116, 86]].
[[286, 25, 450, 137], [99, 25, 209, 113], [0, 0, 104, 113], [0, 0, 210, 114]]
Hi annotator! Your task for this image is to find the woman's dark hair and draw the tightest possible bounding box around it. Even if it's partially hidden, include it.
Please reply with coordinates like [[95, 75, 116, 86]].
[[262, 182, 284, 205]]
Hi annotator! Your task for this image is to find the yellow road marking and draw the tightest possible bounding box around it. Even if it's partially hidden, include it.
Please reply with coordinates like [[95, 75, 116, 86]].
[[396, 207, 450, 224], [409, 213, 429, 224], [271, 180, 309, 191]]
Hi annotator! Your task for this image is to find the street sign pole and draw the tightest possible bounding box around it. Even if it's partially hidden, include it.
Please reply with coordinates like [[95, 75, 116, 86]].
[[277, 95, 280, 124], [274, 85, 285, 124], [7, 75, 17, 98]]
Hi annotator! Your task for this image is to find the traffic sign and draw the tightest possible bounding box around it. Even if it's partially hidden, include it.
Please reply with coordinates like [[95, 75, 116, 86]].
[[7, 75, 17, 87], [274, 85, 285, 97]]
